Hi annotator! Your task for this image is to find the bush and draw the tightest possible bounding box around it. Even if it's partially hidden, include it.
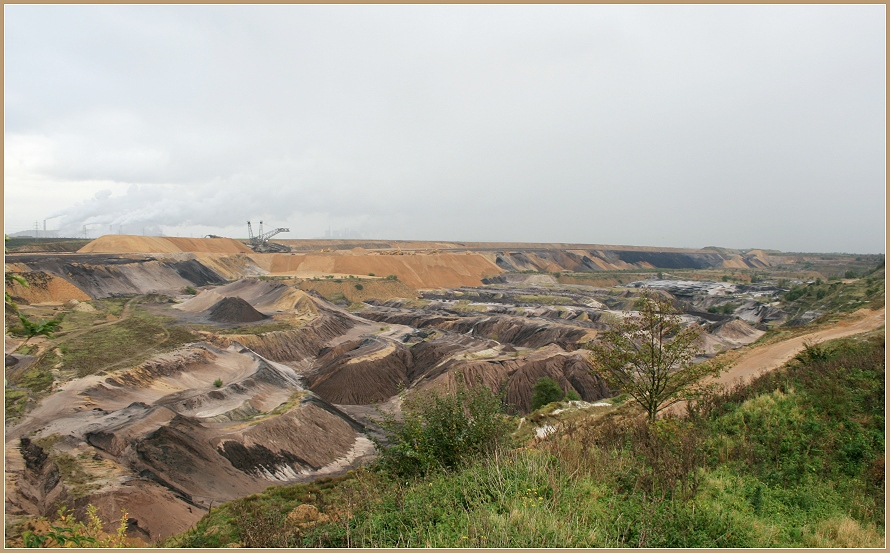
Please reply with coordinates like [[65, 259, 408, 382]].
[[385, 274, 399, 281], [355, 283, 363, 290], [213, 378, 223, 388], [531, 377, 565, 410], [376, 379, 513, 478], [184, 285, 197, 295], [20, 505, 130, 548]]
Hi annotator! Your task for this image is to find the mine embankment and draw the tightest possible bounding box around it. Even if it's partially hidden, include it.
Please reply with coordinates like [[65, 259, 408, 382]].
[[410, 344, 610, 415], [201, 305, 364, 368], [8, 238, 881, 545], [77, 235, 253, 255], [304, 338, 413, 404], [6, 253, 227, 298], [5, 340, 374, 540], [487, 248, 769, 273], [176, 278, 313, 315], [3, 271, 91, 304]]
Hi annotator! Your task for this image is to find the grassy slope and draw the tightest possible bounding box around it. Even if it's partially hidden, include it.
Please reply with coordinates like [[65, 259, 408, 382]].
[[164, 332, 884, 548], [5, 297, 195, 421]]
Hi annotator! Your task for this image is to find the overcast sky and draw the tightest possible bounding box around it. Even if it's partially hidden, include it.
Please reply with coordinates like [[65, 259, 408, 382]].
[[4, 4, 885, 253]]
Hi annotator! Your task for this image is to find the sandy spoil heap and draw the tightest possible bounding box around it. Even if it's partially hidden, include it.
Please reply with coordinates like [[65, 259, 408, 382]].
[[4, 271, 90, 303], [176, 278, 311, 314], [207, 297, 269, 323], [78, 235, 252, 254]]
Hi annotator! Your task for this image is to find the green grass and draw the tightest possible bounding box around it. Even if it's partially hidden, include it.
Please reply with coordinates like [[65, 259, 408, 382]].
[[5, 302, 196, 421], [90, 297, 129, 317], [5, 389, 29, 419], [780, 274, 885, 322], [51, 452, 100, 499], [165, 333, 885, 548], [37, 310, 193, 379]]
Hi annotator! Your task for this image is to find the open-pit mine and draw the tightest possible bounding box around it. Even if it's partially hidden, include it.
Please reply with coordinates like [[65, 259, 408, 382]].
[[5, 235, 884, 543]]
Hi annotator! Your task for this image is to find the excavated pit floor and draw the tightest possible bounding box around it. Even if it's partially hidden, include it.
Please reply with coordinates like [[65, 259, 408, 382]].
[[6, 268, 778, 542]]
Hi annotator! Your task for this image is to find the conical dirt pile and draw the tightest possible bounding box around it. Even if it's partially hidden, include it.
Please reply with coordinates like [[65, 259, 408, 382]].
[[207, 297, 268, 323]]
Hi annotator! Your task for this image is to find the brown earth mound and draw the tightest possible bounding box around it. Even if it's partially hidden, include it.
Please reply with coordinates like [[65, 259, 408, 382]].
[[253, 252, 502, 289], [4, 271, 91, 304], [6, 343, 373, 541], [204, 303, 360, 365], [414, 344, 610, 414], [176, 278, 313, 314], [713, 319, 765, 346], [78, 235, 252, 254], [207, 297, 269, 323], [298, 279, 418, 302], [305, 339, 413, 404]]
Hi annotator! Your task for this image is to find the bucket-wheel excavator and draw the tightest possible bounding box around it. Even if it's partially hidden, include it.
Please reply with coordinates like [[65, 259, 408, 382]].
[[247, 221, 291, 252]]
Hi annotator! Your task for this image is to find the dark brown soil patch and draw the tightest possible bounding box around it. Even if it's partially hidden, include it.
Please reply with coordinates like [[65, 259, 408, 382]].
[[207, 297, 268, 323]]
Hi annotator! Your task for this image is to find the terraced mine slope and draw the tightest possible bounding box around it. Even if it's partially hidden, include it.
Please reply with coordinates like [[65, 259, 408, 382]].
[[5, 236, 883, 544]]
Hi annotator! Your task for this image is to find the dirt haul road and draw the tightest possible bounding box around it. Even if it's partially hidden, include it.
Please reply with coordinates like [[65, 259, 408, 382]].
[[716, 307, 885, 388]]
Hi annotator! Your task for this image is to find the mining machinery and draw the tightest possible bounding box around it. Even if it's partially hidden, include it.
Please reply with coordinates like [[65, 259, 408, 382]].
[[246, 221, 291, 253]]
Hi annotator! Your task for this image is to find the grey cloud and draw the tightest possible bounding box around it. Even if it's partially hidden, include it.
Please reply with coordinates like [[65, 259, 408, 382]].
[[5, 4, 885, 251]]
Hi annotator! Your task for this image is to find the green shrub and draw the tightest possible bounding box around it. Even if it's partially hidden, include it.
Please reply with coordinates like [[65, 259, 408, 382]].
[[376, 380, 513, 478], [184, 285, 197, 295], [355, 283, 363, 290], [531, 377, 565, 410], [213, 378, 223, 388], [385, 274, 399, 281], [326, 293, 347, 304]]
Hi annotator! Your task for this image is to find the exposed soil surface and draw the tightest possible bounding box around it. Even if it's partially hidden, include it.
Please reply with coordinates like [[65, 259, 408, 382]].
[[78, 235, 252, 254], [6, 236, 881, 544], [207, 297, 268, 323], [5, 341, 373, 541], [4, 271, 91, 304], [176, 278, 312, 314], [716, 308, 885, 387]]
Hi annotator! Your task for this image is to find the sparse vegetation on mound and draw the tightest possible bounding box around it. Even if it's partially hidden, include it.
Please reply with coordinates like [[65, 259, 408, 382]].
[[212, 320, 299, 335], [5, 297, 196, 421], [298, 278, 418, 303], [165, 334, 884, 548], [780, 270, 885, 323], [5, 243, 883, 544]]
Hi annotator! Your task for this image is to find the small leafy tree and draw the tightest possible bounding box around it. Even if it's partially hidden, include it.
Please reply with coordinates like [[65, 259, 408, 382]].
[[530, 377, 565, 410], [5, 235, 29, 313], [587, 291, 723, 423], [376, 379, 512, 477], [13, 314, 63, 348], [5, 273, 28, 313]]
